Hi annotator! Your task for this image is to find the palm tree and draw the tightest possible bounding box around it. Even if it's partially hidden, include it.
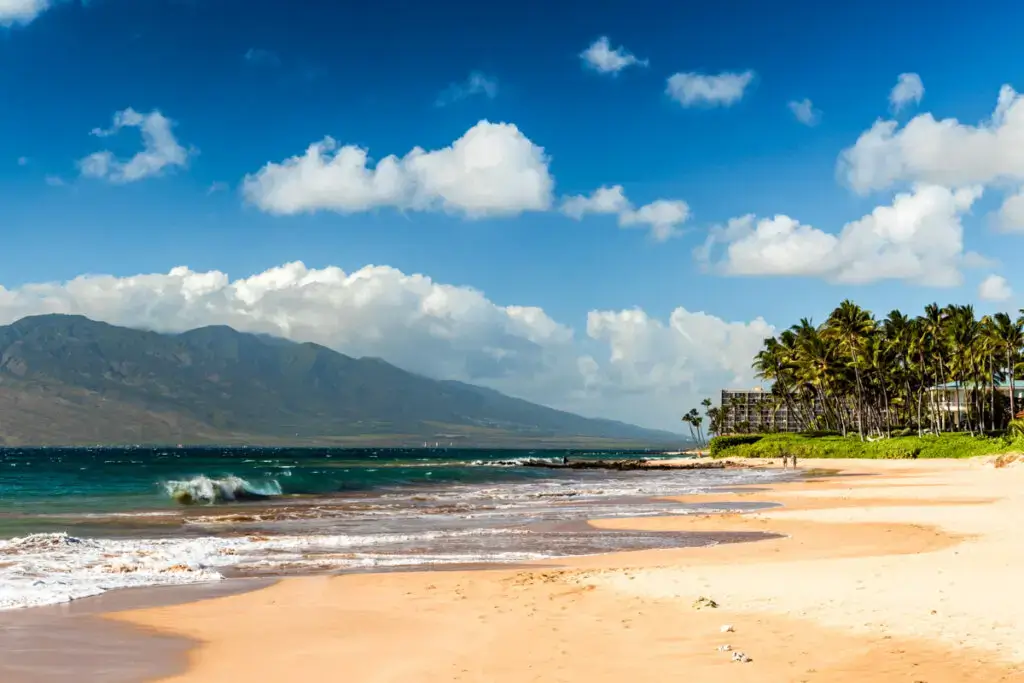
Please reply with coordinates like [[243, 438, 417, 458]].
[[754, 337, 805, 430], [920, 303, 949, 434], [824, 301, 876, 440], [745, 300, 1024, 438], [992, 312, 1023, 424], [700, 398, 713, 442], [681, 412, 697, 444], [902, 317, 929, 435], [706, 404, 724, 436]]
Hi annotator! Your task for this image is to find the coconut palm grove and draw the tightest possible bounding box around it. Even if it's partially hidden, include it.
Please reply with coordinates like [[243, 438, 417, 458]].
[[696, 300, 1024, 459]]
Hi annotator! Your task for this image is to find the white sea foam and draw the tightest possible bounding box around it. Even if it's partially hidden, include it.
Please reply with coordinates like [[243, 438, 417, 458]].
[[0, 532, 234, 610], [0, 527, 541, 610], [0, 466, 789, 610]]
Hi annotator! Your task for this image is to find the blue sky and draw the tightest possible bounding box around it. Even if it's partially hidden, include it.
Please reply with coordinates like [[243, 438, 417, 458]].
[[1, 0, 1023, 430]]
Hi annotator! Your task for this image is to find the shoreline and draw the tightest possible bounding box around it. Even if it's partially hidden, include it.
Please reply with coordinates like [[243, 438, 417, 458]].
[[0, 578, 275, 683], [112, 458, 1024, 682], [0, 464, 784, 682], [14, 457, 1024, 681]]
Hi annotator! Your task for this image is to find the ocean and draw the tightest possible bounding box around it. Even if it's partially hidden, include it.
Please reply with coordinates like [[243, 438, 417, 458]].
[[0, 447, 786, 611]]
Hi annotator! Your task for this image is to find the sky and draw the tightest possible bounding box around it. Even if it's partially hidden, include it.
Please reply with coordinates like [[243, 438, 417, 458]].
[[1, 0, 1024, 432]]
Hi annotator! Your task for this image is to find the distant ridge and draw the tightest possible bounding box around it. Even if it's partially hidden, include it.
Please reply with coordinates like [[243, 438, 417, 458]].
[[0, 314, 684, 447]]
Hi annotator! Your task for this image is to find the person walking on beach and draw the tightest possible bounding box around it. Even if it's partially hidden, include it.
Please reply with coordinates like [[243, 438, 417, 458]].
[[781, 454, 790, 469]]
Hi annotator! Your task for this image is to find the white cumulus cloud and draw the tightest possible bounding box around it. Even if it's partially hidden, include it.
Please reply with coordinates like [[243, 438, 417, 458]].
[[242, 120, 554, 219], [996, 188, 1024, 232], [0, 0, 50, 25], [583, 308, 772, 401], [978, 274, 1012, 302], [666, 71, 754, 108], [0, 261, 770, 430], [560, 185, 631, 219], [890, 72, 924, 112], [839, 85, 1024, 194], [619, 200, 691, 241], [579, 36, 647, 75], [788, 98, 821, 126], [698, 184, 982, 286], [79, 108, 192, 184], [560, 185, 690, 241]]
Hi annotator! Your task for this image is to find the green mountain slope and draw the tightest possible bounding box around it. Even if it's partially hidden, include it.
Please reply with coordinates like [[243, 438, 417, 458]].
[[0, 314, 684, 447]]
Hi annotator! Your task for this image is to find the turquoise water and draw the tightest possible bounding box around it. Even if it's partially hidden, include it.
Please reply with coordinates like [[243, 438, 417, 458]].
[[0, 446, 658, 516], [0, 447, 784, 611]]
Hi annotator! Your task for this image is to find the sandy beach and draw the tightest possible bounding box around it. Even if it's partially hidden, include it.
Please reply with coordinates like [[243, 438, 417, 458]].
[[83, 458, 1024, 681]]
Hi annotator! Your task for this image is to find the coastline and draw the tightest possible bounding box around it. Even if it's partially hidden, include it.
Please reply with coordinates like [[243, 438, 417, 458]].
[[84, 456, 1024, 682], [0, 578, 275, 683]]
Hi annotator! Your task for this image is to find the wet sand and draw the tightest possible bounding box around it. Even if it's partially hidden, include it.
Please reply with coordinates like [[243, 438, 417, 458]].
[[0, 580, 273, 683], [16, 457, 1024, 682]]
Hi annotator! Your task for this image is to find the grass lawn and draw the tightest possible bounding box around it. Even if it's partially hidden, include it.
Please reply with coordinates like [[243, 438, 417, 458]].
[[709, 432, 1024, 459]]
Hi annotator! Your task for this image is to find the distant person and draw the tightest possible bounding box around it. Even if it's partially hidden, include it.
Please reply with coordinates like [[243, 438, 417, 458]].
[[781, 454, 789, 469], [562, 455, 569, 466], [792, 453, 798, 468]]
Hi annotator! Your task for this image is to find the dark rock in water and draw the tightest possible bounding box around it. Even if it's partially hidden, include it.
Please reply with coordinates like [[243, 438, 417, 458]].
[[171, 490, 197, 505], [515, 459, 745, 471]]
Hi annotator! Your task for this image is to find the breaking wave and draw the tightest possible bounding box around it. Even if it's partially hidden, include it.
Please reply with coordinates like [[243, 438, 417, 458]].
[[470, 457, 562, 467], [162, 475, 283, 505]]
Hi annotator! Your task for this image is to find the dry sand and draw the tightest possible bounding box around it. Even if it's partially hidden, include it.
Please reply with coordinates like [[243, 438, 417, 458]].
[[107, 458, 1024, 682]]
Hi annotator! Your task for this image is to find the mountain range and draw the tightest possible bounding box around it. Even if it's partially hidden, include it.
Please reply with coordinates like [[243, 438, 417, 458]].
[[0, 315, 683, 447]]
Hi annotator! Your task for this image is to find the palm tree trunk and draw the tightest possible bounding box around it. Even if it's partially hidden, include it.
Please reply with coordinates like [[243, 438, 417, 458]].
[[916, 350, 927, 436], [990, 354, 996, 431], [853, 365, 866, 441], [1009, 348, 1016, 425], [950, 376, 958, 430], [921, 385, 929, 438], [881, 385, 891, 438]]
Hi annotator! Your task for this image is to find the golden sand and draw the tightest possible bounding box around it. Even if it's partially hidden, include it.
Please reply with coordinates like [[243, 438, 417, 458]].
[[108, 458, 1024, 682]]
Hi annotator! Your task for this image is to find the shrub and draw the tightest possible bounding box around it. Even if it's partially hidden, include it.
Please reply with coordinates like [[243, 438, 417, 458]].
[[798, 430, 842, 438], [708, 434, 763, 456], [875, 441, 922, 459], [708, 431, 1024, 460]]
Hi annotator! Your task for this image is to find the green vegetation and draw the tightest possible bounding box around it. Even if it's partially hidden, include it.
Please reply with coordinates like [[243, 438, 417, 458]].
[[693, 300, 1024, 439], [710, 432, 1024, 460], [689, 300, 1024, 459], [752, 300, 1024, 437], [708, 434, 764, 456]]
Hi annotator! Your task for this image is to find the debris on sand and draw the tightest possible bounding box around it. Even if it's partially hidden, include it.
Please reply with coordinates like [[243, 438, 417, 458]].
[[720, 624, 734, 632], [731, 651, 752, 663], [717, 644, 732, 652], [692, 596, 719, 609]]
